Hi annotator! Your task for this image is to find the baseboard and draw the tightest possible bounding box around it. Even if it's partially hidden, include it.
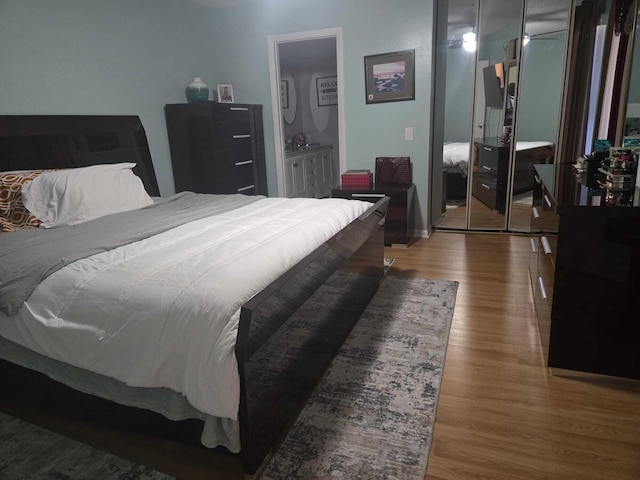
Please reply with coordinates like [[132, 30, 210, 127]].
[[412, 228, 431, 239]]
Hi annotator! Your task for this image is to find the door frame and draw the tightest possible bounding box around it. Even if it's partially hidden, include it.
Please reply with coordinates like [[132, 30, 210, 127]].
[[267, 27, 345, 197]]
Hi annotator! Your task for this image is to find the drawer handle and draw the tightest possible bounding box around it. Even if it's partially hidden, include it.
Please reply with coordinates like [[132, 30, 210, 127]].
[[538, 276, 548, 300], [544, 194, 552, 208], [483, 147, 493, 151], [351, 193, 385, 198], [482, 165, 494, 171], [237, 185, 255, 192], [481, 183, 491, 189], [532, 207, 540, 218], [534, 174, 541, 184], [233, 134, 251, 139], [230, 107, 249, 111], [235, 160, 253, 166], [541, 236, 552, 255], [530, 237, 537, 253]]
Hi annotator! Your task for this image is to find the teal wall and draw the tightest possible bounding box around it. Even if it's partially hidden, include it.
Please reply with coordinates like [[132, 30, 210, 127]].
[[0, 0, 218, 196], [0, 0, 435, 232]]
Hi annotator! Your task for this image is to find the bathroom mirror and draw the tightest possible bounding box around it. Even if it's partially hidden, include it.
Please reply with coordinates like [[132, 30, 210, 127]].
[[281, 72, 297, 125]]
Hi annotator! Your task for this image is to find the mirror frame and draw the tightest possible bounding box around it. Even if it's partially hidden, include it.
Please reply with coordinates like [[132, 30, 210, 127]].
[[556, 0, 638, 203]]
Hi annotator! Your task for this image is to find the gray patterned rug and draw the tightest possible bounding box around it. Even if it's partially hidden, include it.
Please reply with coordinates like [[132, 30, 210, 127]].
[[0, 411, 174, 480], [263, 275, 458, 479]]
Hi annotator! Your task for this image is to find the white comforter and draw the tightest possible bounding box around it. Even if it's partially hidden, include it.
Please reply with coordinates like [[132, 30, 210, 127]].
[[0, 196, 371, 420]]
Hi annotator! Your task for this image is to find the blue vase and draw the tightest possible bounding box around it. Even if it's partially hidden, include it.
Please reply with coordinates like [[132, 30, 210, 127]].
[[186, 77, 209, 103]]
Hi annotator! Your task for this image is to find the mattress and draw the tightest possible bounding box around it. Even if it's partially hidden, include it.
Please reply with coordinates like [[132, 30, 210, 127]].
[[0, 196, 371, 426]]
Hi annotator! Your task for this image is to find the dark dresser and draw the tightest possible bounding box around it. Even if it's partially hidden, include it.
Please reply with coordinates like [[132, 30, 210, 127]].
[[472, 138, 510, 213], [331, 184, 415, 247], [530, 164, 640, 379], [165, 102, 267, 195]]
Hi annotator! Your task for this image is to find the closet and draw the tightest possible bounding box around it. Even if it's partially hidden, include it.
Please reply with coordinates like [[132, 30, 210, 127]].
[[433, 0, 571, 232]]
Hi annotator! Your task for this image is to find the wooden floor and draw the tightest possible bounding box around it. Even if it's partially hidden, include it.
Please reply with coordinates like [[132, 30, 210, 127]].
[[392, 232, 640, 480], [436, 195, 533, 232], [3, 232, 639, 479]]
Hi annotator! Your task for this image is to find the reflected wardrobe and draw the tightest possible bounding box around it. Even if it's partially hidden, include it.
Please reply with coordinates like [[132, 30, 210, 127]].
[[434, 0, 571, 232]]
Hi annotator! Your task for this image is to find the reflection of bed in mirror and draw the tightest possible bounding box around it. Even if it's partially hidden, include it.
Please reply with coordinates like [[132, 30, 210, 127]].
[[442, 140, 555, 208]]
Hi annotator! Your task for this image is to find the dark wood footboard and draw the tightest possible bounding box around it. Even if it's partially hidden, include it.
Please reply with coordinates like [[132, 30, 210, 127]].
[[236, 197, 388, 475]]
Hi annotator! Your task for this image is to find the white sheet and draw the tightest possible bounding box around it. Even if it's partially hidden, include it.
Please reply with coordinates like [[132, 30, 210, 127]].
[[443, 141, 553, 168], [0, 196, 371, 421], [442, 142, 471, 169]]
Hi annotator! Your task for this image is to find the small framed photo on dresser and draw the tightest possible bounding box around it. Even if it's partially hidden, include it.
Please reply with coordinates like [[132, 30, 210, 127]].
[[217, 84, 235, 103]]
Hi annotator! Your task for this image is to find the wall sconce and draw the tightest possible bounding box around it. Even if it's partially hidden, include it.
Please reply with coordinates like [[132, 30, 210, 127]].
[[462, 31, 477, 52]]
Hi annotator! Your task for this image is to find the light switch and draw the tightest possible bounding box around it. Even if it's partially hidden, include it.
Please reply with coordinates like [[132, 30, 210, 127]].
[[405, 127, 413, 141]]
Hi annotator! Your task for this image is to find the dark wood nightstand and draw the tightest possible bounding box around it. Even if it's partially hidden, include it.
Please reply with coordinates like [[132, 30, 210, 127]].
[[332, 184, 415, 247]]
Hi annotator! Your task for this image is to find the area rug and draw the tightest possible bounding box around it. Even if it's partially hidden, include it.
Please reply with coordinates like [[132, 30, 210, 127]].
[[0, 411, 174, 480], [263, 275, 459, 479]]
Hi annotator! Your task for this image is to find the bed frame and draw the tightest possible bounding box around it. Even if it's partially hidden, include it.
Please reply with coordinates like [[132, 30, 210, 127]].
[[0, 115, 389, 476]]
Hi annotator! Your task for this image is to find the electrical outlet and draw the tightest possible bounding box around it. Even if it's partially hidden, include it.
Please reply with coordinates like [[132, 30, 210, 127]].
[[405, 127, 413, 141]]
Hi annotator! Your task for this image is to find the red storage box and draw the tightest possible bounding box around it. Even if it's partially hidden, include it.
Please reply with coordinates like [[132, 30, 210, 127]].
[[341, 170, 372, 188]]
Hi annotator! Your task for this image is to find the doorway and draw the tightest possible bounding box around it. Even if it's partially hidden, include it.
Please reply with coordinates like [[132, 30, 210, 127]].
[[267, 28, 345, 197]]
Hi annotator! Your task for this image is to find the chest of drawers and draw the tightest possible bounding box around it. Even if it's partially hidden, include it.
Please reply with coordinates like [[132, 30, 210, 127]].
[[472, 140, 510, 213], [165, 102, 267, 195]]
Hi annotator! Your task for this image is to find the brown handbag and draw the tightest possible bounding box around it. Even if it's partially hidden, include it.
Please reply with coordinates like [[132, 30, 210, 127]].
[[375, 157, 412, 185]]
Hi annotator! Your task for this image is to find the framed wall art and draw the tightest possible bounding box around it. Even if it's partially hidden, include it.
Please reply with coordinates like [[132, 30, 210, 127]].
[[280, 79, 289, 109], [316, 75, 338, 106], [364, 49, 415, 104], [217, 84, 235, 103]]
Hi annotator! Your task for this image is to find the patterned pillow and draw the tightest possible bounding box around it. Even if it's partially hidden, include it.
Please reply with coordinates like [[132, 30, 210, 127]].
[[0, 170, 45, 233]]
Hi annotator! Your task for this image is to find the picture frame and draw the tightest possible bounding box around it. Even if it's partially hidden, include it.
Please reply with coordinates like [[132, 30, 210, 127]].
[[364, 50, 415, 104], [217, 84, 235, 104], [316, 75, 338, 106], [280, 79, 289, 109]]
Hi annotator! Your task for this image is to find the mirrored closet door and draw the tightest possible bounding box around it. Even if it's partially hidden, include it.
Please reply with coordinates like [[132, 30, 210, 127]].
[[436, 0, 572, 232], [508, 0, 571, 232]]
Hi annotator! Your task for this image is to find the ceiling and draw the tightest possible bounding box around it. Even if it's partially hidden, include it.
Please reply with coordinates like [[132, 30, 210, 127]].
[[180, 0, 571, 45], [447, 0, 572, 39], [180, 0, 250, 7]]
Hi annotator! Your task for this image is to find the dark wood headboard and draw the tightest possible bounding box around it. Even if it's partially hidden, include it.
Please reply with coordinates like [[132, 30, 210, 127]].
[[0, 115, 160, 196]]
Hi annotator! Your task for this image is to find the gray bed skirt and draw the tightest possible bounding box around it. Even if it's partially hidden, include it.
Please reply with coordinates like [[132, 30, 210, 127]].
[[0, 335, 240, 452]]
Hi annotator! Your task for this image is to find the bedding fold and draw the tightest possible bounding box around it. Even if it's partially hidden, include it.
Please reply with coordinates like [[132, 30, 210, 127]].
[[0, 192, 262, 316]]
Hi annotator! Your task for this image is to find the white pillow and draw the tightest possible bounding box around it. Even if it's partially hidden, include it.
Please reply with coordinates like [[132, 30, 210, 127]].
[[21, 163, 154, 228]]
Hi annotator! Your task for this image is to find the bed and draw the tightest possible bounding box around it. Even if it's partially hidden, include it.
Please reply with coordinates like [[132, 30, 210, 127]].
[[0, 115, 389, 475], [442, 140, 555, 203]]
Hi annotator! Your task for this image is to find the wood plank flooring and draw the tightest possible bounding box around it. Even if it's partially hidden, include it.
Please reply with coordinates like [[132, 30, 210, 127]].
[[2, 232, 639, 479], [391, 232, 640, 480]]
